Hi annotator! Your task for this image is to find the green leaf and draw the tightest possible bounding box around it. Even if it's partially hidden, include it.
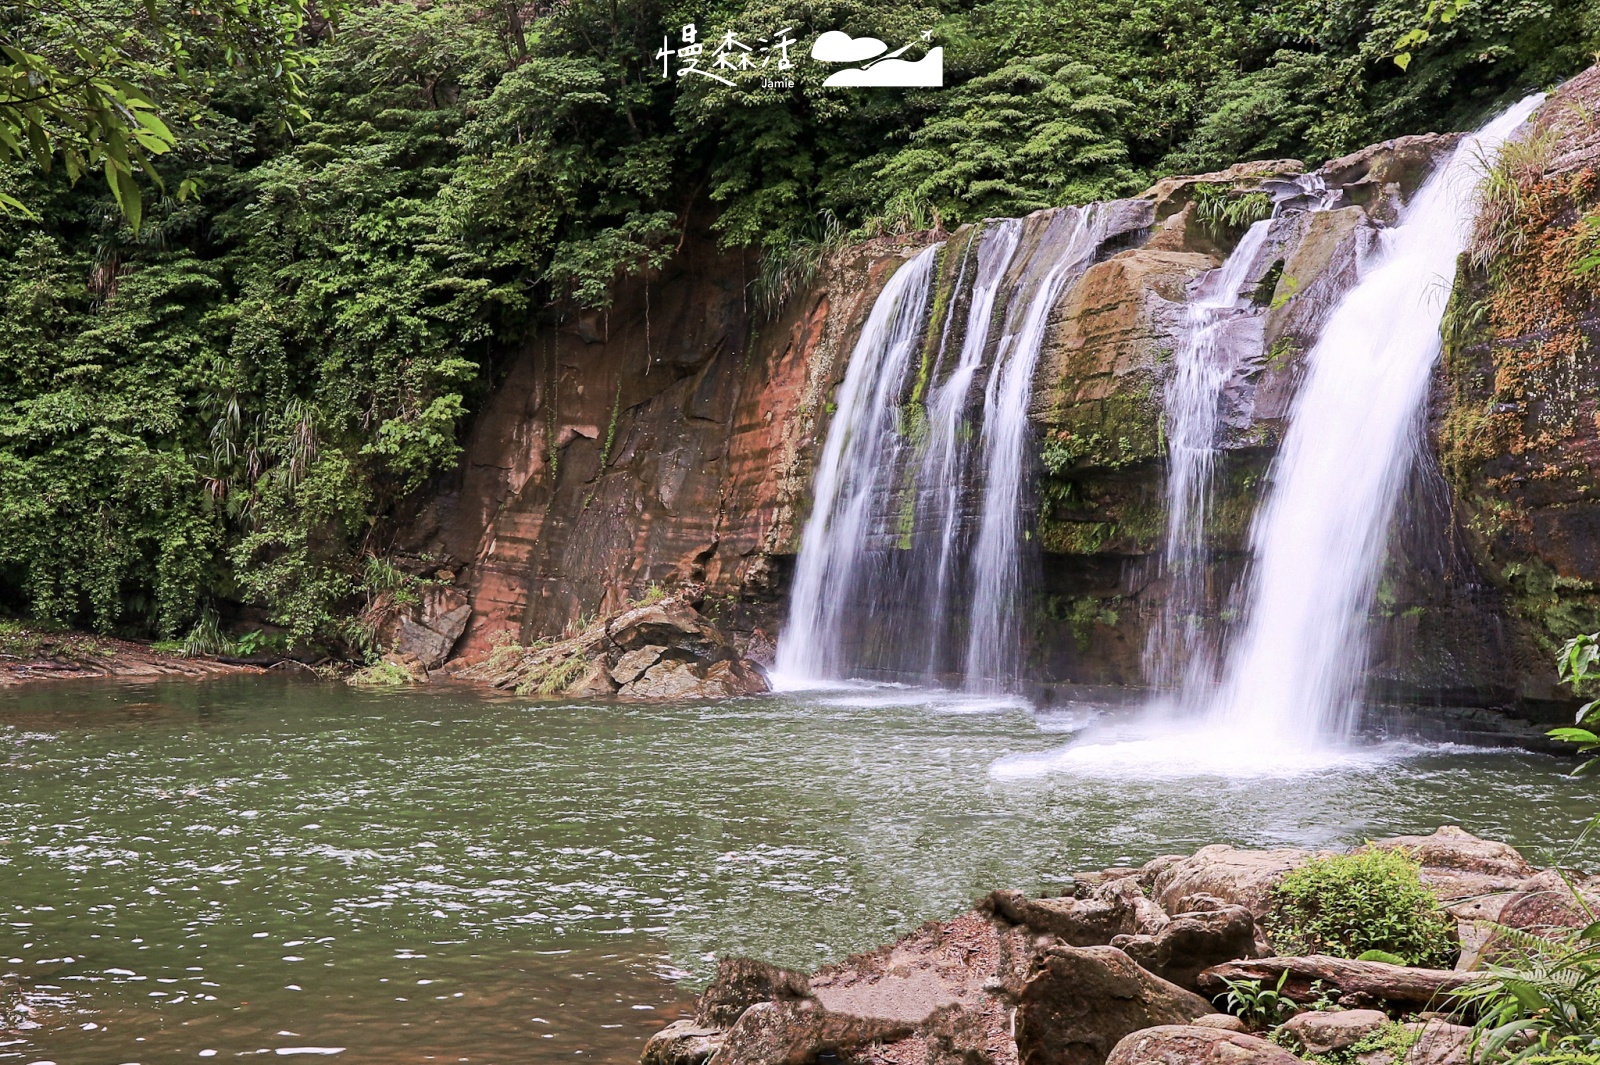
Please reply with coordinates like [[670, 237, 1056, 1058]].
[[133, 110, 175, 147], [0, 190, 37, 219], [1356, 949, 1409, 965], [112, 165, 142, 233]]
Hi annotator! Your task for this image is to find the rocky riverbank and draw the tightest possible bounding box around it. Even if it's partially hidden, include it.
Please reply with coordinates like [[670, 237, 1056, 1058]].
[[644, 827, 1592, 1065], [0, 625, 260, 687]]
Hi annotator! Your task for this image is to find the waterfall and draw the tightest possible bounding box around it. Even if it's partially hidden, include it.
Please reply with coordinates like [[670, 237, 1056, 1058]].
[[919, 219, 1024, 677], [1196, 95, 1544, 741], [774, 244, 942, 683], [964, 205, 1128, 690], [776, 203, 1145, 690], [1144, 218, 1277, 694]]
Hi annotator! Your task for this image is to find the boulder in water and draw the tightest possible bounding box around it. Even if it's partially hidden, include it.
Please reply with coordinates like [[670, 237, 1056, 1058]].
[[707, 999, 914, 1065], [448, 590, 769, 701], [696, 958, 812, 1029], [642, 1020, 724, 1065]]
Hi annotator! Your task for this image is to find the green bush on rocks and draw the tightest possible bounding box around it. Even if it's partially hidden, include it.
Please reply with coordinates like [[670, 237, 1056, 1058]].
[[1264, 849, 1456, 968]]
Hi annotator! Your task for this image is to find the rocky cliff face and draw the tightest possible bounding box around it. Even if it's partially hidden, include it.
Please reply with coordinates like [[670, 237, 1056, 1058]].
[[1432, 66, 1600, 712], [1024, 135, 1521, 706], [395, 228, 922, 658], [400, 68, 1600, 719]]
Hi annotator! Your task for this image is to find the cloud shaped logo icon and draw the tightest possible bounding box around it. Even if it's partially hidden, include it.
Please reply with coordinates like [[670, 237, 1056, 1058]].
[[822, 47, 943, 87], [811, 31, 889, 63]]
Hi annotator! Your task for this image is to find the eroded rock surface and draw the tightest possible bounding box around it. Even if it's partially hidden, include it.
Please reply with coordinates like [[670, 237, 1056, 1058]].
[[1367, 825, 1536, 899], [1014, 945, 1216, 1065], [1113, 904, 1259, 991], [643, 1020, 724, 1065], [697, 959, 812, 1029], [447, 590, 768, 700], [1105, 1026, 1303, 1065], [983, 878, 1169, 946], [1430, 62, 1600, 714], [1394, 1020, 1474, 1065], [1146, 845, 1315, 919], [1276, 1009, 1390, 1055]]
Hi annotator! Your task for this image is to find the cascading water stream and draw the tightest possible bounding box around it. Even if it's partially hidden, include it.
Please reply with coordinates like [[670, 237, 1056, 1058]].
[[919, 219, 1024, 675], [774, 245, 942, 683], [1199, 95, 1545, 743], [1144, 218, 1277, 694], [965, 205, 1124, 690], [776, 202, 1145, 690], [992, 95, 1546, 779]]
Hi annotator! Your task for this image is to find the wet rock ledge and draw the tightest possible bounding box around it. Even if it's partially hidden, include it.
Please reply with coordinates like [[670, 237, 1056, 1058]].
[[0, 626, 259, 686], [643, 827, 1591, 1065], [442, 588, 769, 700]]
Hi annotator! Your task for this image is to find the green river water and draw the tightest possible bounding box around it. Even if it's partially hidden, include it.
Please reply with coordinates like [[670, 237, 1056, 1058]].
[[1, 676, 1597, 1065]]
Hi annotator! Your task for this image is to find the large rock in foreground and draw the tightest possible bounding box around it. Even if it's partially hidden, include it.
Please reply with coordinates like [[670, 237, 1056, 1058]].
[[645, 826, 1590, 1065], [1105, 1025, 1303, 1065], [1015, 946, 1216, 1065]]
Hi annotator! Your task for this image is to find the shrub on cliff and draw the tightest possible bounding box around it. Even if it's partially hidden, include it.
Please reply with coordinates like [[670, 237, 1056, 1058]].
[[1264, 849, 1456, 968]]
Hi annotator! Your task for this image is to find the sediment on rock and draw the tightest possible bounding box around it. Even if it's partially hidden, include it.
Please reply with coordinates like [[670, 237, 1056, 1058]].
[[0, 627, 264, 687]]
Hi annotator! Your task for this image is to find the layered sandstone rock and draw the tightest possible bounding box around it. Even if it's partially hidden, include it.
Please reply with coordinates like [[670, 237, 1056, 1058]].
[[1431, 64, 1600, 715], [395, 226, 926, 660]]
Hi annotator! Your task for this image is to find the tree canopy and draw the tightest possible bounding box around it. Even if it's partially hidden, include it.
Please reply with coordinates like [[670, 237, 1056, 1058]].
[[0, 0, 1595, 652]]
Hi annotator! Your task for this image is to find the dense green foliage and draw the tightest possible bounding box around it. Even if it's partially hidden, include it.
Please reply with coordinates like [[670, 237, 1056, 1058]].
[[2, 0, 322, 225], [1459, 918, 1600, 1061], [2, 0, 1596, 651], [1264, 848, 1457, 967], [1552, 632, 1600, 773]]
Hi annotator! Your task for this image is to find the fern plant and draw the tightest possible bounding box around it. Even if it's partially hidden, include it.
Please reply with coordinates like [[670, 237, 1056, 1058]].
[[1191, 183, 1273, 237], [1457, 919, 1600, 1062], [1551, 633, 1600, 775]]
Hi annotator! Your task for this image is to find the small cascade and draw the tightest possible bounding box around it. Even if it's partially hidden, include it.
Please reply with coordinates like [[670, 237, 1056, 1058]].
[[1143, 218, 1277, 694], [965, 205, 1129, 691], [774, 244, 942, 683], [918, 219, 1024, 676], [1195, 95, 1544, 741], [776, 203, 1147, 690]]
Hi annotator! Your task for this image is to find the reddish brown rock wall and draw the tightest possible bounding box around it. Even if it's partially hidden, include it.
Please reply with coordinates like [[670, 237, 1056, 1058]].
[[397, 230, 926, 655]]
